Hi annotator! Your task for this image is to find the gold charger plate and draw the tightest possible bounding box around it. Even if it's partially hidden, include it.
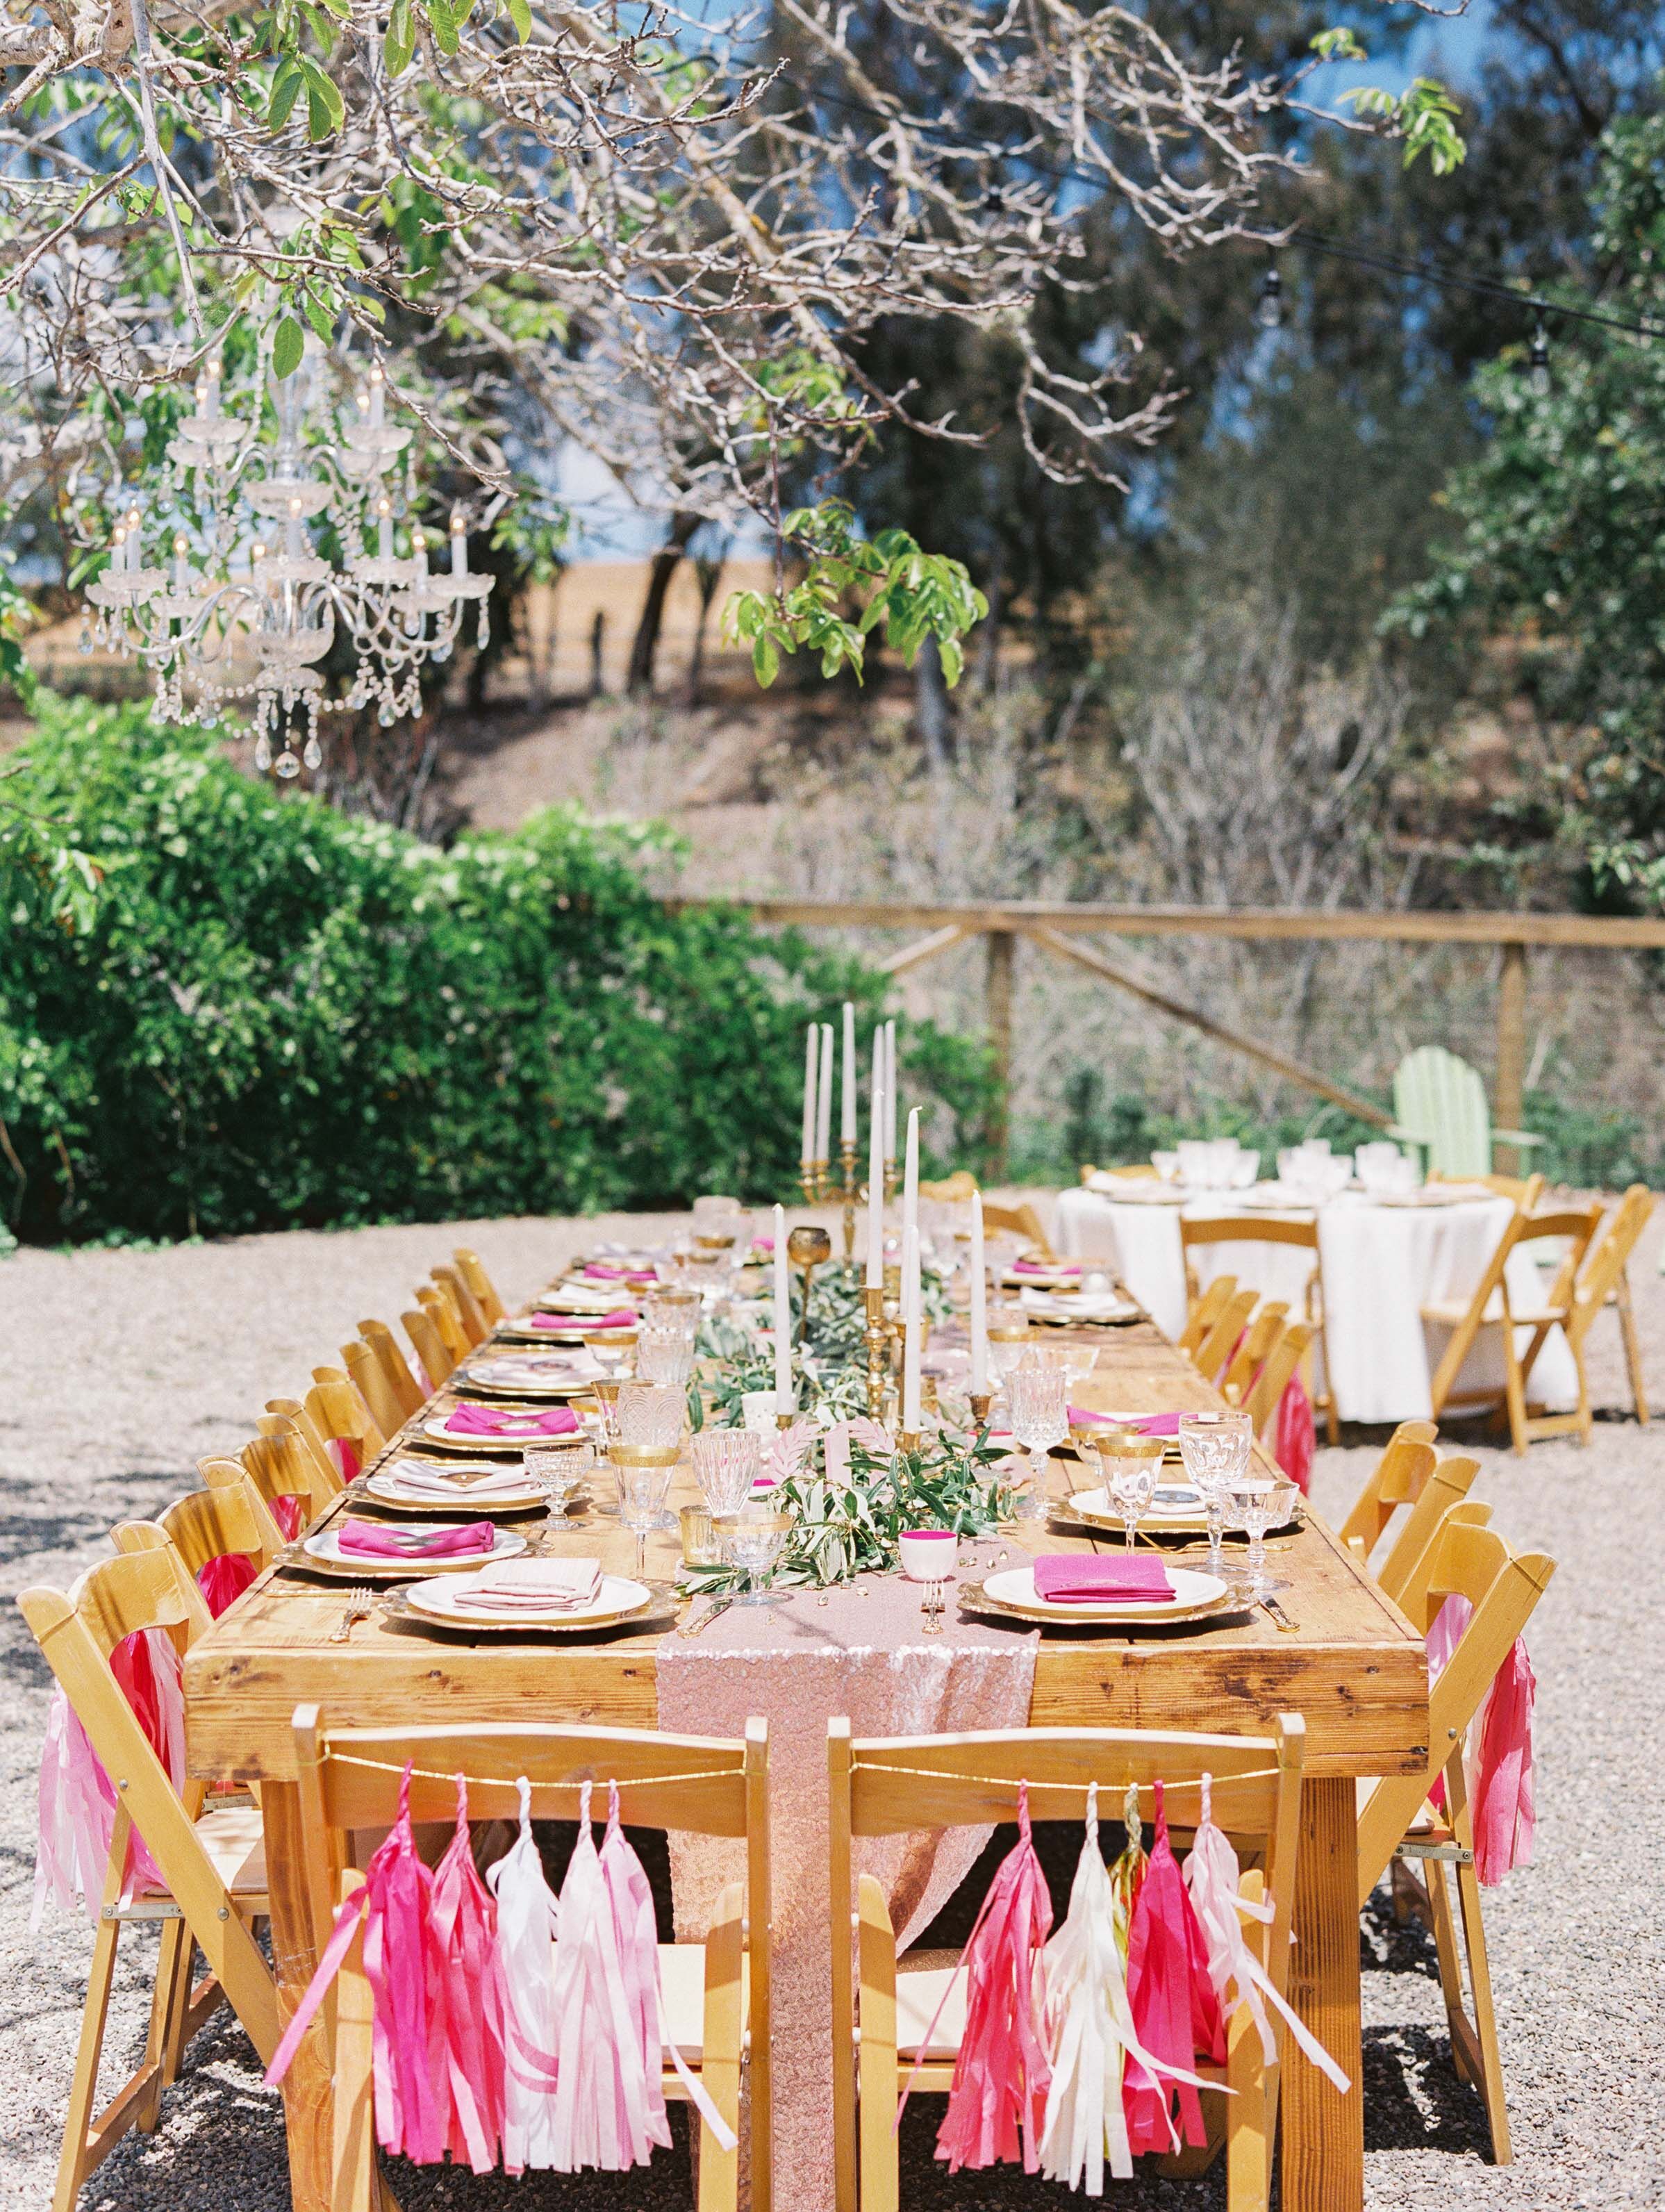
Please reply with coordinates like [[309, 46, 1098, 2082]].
[[422, 1410, 596, 1454], [274, 1533, 507, 1583], [353, 1470, 570, 1517], [1052, 1494, 1303, 1540], [956, 1576, 1240, 1631], [455, 1367, 599, 1401], [379, 1586, 677, 1640]]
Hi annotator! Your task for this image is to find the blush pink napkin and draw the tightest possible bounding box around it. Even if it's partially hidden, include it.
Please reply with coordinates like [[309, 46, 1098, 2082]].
[[445, 1402, 581, 1439], [529, 1309, 638, 1332], [197, 1551, 259, 1617], [337, 1517, 495, 1559], [1033, 1555, 1176, 1605], [1067, 1408, 1181, 1437], [1123, 1780, 1221, 2154], [452, 1559, 603, 1612], [927, 1783, 1054, 2174]]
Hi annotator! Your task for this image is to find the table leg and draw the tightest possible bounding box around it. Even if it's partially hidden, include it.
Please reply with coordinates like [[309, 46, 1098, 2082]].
[[263, 1780, 334, 2212], [1280, 1774, 1364, 2212]]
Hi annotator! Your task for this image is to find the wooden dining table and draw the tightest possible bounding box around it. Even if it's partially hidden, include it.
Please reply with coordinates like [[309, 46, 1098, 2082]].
[[185, 1278, 1429, 2212]]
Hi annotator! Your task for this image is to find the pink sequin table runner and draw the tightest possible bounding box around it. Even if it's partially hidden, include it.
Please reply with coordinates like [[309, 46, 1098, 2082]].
[[656, 1573, 1038, 2212]]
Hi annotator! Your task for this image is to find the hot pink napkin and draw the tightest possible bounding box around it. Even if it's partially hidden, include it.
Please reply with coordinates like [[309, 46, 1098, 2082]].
[[581, 1263, 636, 1281], [1068, 1408, 1181, 1437], [1013, 1259, 1081, 1276], [338, 1517, 496, 1559], [528, 1308, 638, 1332], [1032, 1555, 1176, 1604], [445, 1401, 581, 1439]]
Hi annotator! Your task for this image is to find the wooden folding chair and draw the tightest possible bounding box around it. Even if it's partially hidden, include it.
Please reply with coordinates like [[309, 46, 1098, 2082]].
[[113, 1474, 283, 1586], [356, 1317, 429, 1419], [1336, 1421, 1438, 1567], [1181, 1216, 1339, 1445], [305, 1366, 386, 1476], [830, 1717, 1307, 2212], [1219, 1301, 1289, 1408], [1178, 1273, 1238, 1360], [1423, 1203, 1604, 1451], [203, 1427, 338, 1536], [1430, 1170, 1546, 1209], [431, 1262, 490, 1347], [1191, 1287, 1259, 1389], [1357, 1510, 1556, 2163], [1243, 1318, 1314, 1440], [292, 1710, 772, 2212], [453, 1246, 507, 1325], [1369, 1455, 1482, 1608], [18, 1548, 281, 2212], [420, 1277, 474, 1363], [980, 1199, 1053, 1257], [402, 1300, 456, 1389], [1562, 1183, 1652, 1425]]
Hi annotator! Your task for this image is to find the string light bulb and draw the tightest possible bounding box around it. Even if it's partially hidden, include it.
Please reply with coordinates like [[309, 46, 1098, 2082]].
[[1529, 317, 1550, 396], [1256, 260, 1284, 331]]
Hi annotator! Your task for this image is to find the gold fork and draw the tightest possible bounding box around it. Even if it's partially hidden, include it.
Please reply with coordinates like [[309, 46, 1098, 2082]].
[[330, 1585, 376, 1643]]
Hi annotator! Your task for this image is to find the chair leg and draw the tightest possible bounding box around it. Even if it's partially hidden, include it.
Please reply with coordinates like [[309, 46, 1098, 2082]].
[[136, 1918, 192, 2130], [53, 1913, 122, 2212], [1419, 1862, 1475, 2085], [1452, 1856, 1513, 2165], [1616, 1278, 1649, 1424], [1224, 2000, 1272, 2212], [1501, 1326, 1530, 1456]]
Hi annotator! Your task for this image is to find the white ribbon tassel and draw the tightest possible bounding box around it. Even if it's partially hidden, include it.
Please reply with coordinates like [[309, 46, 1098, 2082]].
[[487, 1777, 563, 2172], [1039, 1783, 1216, 2194], [1184, 1776, 1350, 2095]]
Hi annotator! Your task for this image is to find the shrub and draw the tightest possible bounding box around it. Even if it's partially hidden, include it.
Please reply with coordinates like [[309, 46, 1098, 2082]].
[[0, 695, 946, 1243]]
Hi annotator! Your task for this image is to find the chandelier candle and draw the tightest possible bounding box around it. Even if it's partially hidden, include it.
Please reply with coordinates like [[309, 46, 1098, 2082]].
[[449, 509, 467, 573]]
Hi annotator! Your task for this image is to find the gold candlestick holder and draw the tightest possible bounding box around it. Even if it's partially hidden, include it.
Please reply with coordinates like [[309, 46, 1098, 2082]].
[[863, 1285, 890, 1419], [800, 1158, 819, 1209], [838, 1138, 859, 1263], [899, 1430, 922, 1455], [967, 1391, 993, 1432], [788, 1223, 831, 1345]]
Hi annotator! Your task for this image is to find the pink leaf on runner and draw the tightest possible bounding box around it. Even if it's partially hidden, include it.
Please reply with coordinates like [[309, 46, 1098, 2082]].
[[928, 1782, 1054, 2173], [1123, 1781, 1220, 2154]]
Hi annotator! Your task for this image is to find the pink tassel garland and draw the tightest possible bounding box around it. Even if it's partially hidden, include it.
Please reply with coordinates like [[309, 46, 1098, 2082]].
[[1123, 1781, 1221, 2155]]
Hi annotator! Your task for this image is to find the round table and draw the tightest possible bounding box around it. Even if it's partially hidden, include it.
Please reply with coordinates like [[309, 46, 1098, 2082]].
[[1052, 1182, 1579, 1423]]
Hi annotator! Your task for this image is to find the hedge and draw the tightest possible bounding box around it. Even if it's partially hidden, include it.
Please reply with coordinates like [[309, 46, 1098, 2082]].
[[0, 695, 990, 1244]]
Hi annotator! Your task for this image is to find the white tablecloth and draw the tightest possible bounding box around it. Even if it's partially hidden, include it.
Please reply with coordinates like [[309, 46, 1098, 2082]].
[[1052, 1185, 1578, 1424]]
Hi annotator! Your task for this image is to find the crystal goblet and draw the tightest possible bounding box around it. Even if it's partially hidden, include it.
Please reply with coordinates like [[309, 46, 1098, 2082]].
[[1007, 1364, 1069, 1521], [1178, 1410, 1253, 1580]]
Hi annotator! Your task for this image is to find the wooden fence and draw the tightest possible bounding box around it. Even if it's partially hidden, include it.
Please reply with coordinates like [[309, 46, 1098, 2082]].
[[666, 896, 1665, 1173]]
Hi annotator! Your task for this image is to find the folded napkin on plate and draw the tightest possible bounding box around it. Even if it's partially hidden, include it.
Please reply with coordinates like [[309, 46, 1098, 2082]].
[[527, 1307, 638, 1332], [451, 1558, 604, 1612], [1032, 1553, 1175, 1603], [1011, 1257, 1082, 1277], [385, 1464, 532, 1501], [581, 1262, 638, 1281], [1068, 1408, 1182, 1437], [445, 1403, 581, 1439], [337, 1517, 496, 1558]]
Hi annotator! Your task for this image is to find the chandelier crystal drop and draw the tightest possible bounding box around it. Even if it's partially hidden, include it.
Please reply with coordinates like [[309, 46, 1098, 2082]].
[[81, 345, 494, 777]]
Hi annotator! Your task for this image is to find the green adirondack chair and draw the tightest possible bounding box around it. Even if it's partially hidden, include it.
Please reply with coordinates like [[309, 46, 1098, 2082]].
[[1389, 1045, 1543, 1179]]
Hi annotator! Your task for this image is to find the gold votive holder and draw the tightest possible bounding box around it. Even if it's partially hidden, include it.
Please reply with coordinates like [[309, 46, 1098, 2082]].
[[679, 1504, 722, 1567]]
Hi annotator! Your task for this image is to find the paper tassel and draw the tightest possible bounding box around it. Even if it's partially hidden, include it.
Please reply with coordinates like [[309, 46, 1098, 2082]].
[[1471, 1637, 1536, 1885], [488, 1776, 563, 2172], [1274, 1375, 1315, 1494], [1184, 1775, 1350, 2094], [272, 1494, 306, 1542], [1123, 1781, 1220, 2154], [1106, 1782, 1147, 1960], [922, 1781, 1054, 2174], [1040, 1784, 1216, 2195], [329, 1438, 362, 1483], [360, 1765, 449, 2163], [33, 1628, 184, 1929], [197, 1551, 258, 1617], [432, 1775, 508, 2173]]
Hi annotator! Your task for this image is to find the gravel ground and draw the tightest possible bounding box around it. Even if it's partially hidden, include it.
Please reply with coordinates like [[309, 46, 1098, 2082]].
[[3, 1206, 1662, 2211]]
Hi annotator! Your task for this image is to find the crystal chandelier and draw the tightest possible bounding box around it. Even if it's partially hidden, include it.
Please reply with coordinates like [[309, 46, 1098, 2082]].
[[81, 346, 494, 778]]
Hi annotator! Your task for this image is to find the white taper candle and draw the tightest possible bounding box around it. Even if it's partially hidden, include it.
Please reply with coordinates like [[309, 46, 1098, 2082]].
[[884, 1020, 898, 1162], [801, 1025, 818, 1164], [969, 1188, 988, 1396], [840, 1000, 856, 1145], [902, 1106, 920, 1247], [865, 1042, 886, 1290], [772, 1203, 793, 1413], [901, 1223, 921, 1435], [815, 1022, 834, 1164]]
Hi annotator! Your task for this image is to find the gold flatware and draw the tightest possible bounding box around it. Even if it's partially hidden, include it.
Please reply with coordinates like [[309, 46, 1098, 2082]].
[[678, 1596, 735, 1639], [330, 1585, 376, 1643], [1260, 1594, 1300, 1634]]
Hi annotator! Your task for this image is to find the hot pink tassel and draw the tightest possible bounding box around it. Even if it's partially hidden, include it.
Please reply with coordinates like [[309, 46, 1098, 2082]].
[[329, 1438, 362, 1483], [361, 1764, 449, 2164], [924, 1781, 1054, 2174], [1425, 1595, 1473, 1815], [33, 1629, 184, 1929], [431, 1774, 508, 2173], [196, 1552, 258, 1617], [1471, 1637, 1536, 1885], [272, 1494, 306, 1542], [1123, 1781, 1221, 2155], [1274, 1375, 1315, 1494]]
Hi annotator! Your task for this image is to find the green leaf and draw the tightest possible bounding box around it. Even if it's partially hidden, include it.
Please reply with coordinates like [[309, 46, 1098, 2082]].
[[505, 0, 530, 38], [1310, 26, 1366, 61], [384, 0, 415, 76], [299, 57, 345, 136], [272, 314, 306, 377], [426, 0, 459, 54], [302, 284, 337, 342], [752, 633, 780, 687], [268, 57, 303, 127]]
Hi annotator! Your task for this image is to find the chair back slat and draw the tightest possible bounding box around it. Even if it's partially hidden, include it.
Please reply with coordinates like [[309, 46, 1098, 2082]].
[[1244, 1318, 1313, 1435], [453, 1248, 508, 1325], [260, 1397, 339, 1492], [431, 1263, 490, 1347], [115, 1477, 279, 1585], [1182, 1215, 1319, 1253], [1193, 1287, 1259, 1384], [1336, 1421, 1438, 1559], [418, 1281, 472, 1364], [1220, 1301, 1288, 1405], [357, 1317, 428, 1418], [1177, 1273, 1235, 1357], [1374, 1453, 1480, 1604], [1568, 1185, 1652, 1344], [979, 1200, 1052, 1256], [307, 1369, 386, 1465], [404, 1302, 456, 1387], [240, 1429, 338, 1530]]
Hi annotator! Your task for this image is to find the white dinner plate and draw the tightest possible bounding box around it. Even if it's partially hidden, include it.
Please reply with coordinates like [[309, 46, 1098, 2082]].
[[405, 1569, 652, 1628], [302, 1521, 527, 1572], [363, 1464, 547, 1512], [1067, 1482, 1207, 1524], [424, 1410, 595, 1451], [982, 1563, 1227, 1621], [458, 1353, 602, 1397]]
